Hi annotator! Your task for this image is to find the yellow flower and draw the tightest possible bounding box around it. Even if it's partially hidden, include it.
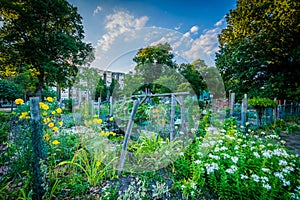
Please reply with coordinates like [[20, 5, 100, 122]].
[[112, 132, 116, 137], [52, 140, 60, 145], [96, 119, 102, 124], [58, 121, 63, 126], [93, 118, 98, 124], [42, 112, 47, 116], [105, 132, 110, 137], [46, 97, 53, 102], [87, 120, 93, 125], [99, 131, 105, 136], [43, 133, 50, 141], [96, 161, 101, 167], [48, 122, 54, 128], [109, 117, 114, 121], [52, 127, 59, 132], [15, 99, 24, 105], [51, 111, 56, 115], [39, 102, 45, 108], [56, 108, 62, 114], [93, 114, 98, 118], [42, 104, 49, 110], [19, 112, 28, 119]]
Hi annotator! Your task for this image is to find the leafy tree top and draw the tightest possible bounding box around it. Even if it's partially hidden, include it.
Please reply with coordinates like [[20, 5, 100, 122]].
[[0, 0, 94, 98], [248, 97, 277, 108]]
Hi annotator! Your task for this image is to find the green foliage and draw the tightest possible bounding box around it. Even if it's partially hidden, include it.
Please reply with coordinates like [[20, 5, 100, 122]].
[[0, 0, 94, 98], [216, 0, 300, 101], [0, 79, 22, 102], [248, 97, 277, 108], [0, 111, 12, 143], [95, 76, 108, 101], [62, 98, 73, 113]]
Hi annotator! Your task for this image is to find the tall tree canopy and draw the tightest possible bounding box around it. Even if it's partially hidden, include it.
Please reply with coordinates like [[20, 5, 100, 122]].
[[0, 0, 94, 99], [216, 0, 300, 101]]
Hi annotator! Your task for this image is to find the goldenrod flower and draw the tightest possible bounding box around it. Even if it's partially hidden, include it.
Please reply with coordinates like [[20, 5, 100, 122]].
[[51, 111, 56, 115], [112, 132, 116, 137], [48, 122, 54, 128], [52, 140, 60, 145], [109, 117, 114, 121], [15, 99, 24, 105], [58, 121, 63, 126], [46, 97, 53, 102], [52, 127, 59, 132], [56, 108, 62, 114], [96, 119, 102, 124], [105, 132, 110, 137]]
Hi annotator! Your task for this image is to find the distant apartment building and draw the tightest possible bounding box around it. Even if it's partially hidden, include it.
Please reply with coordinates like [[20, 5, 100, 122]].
[[59, 66, 125, 102]]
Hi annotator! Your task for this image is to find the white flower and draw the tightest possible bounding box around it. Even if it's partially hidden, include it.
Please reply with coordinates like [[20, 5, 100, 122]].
[[261, 176, 269, 183], [283, 180, 290, 186], [181, 185, 186, 190], [245, 122, 250, 126], [242, 144, 247, 148], [220, 146, 228, 151], [253, 152, 260, 158], [279, 160, 288, 166], [241, 174, 249, 179], [222, 153, 230, 158], [234, 145, 239, 150], [226, 168, 234, 174], [206, 162, 219, 174], [262, 150, 273, 158], [263, 184, 271, 190], [190, 182, 197, 189], [209, 154, 220, 160], [214, 147, 220, 152], [179, 152, 184, 156], [274, 172, 284, 180], [251, 174, 260, 182], [194, 160, 201, 165], [197, 152, 203, 157], [262, 168, 270, 173], [231, 156, 239, 163]]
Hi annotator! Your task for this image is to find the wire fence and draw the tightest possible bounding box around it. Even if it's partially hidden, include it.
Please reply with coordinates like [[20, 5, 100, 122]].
[[231, 103, 300, 128]]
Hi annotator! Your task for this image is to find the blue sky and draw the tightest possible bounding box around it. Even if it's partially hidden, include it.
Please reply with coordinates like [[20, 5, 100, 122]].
[[67, 0, 236, 72]]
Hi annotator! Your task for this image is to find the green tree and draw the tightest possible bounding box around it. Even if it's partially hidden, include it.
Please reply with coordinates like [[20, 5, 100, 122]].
[[0, 0, 94, 99], [133, 43, 176, 84], [216, 0, 300, 101], [95, 77, 108, 101], [0, 79, 22, 111]]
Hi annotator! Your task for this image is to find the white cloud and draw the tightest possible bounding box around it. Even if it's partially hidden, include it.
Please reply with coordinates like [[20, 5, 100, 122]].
[[183, 32, 190, 38], [93, 6, 103, 16], [184, 26, 221, 65], [97, 11, 149, 51], [190, 25, 199, 34], [214, 17, 225, 27], [174, 23, 182, 31]]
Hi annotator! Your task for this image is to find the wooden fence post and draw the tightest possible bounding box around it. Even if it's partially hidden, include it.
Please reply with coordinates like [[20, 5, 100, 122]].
[[118, 100, 139, 175], [241, 94, 247, 128], [170, 94, 175, 141], [273, 98, 277, 121], [230, 93, 235, 117], [98, 97, 101, 117], [30, 97, 45, 200], [110, 96, 113, 116]]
